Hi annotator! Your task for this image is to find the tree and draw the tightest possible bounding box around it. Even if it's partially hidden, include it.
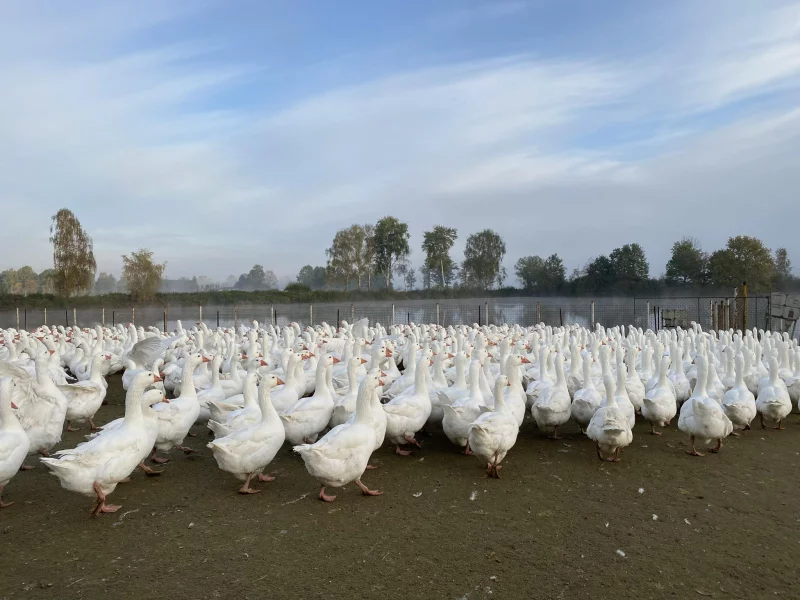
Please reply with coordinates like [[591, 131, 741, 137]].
[[121, 249, 166, 301], [93, 272, 118, 295], [665, 238, 708, 287], [297, 265, 327, 290], [15, 266, 39, 295], [49, 209, 96, 296], [38, 269, 55, 294], [421, 226, 458, 288], [326, 227, 360, 290], [609, 243, 649, 286], [708, 236, 774, 292], [774, 248, 792, 287], [0, 269, 20, 295], [395, 258, 415, 291], [236, 264, 278, 291], [462, 229, 506, 289], [515, 256, 545, 290], [540, 254, 566, 292], [373, 216, 410, 289], [584, 256, 616, 292], [362, 224, 377, 290]]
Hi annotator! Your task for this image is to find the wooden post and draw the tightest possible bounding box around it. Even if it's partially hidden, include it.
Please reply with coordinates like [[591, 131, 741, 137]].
[[742, 281, 748, 331], [350, 303, 355, 322], [559, 307, 563, 327], [646, 302, 650, 330], [391, 304, 395, 325], [24, 309, 27, 330], [16, 307, 19, 331], [44, 307, 47, 326], [309, 304, 313, 326], [709, 300, 714, 330], [591, 301, 595, 329], [234, 305, 238, 330], [536, 301, 541, 324], [132, 307, 135, 325], [484, 302, 489, 326], [436, 303, 440, 326], [73, 307, 77, 328], [65, 309, 68, 327], [102, 307, 105, 326], [199, 305, 203, 323], [163, 306, 167, 332]]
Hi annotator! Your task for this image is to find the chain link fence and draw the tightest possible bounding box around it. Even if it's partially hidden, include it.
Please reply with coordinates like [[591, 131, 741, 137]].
[[0, 296, 772, 333]]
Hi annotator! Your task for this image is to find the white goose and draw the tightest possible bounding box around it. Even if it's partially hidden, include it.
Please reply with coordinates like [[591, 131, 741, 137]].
[[294, 374, 382, 502], [281, 354, 339, 445], [678, 355, 733, 456], [587, 374, 633, 462], [59, 353, 110, 432], [722, 354, 757, 434], [571, 356, 602, 434], [208, 374, 285, 494], [41, 372, 163, 516], [383, 357, 432, 455], [467, 375, 519, 478], [442, 360, 485, 453], [756, 357, 792, 430], [531, 353, 571, 439], [641, 355, 677, 435], [0, 378, 30, 508]]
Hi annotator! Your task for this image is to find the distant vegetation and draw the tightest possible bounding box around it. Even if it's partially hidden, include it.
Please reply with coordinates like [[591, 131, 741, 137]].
[[0, 211, 797, 310]]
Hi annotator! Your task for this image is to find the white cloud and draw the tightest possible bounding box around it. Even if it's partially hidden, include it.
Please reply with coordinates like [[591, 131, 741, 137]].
[[0, 0, 799, 284]]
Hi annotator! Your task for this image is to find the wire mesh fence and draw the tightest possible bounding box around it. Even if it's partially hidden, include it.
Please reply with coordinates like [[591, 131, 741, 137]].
[[0, 295, 773, 333]]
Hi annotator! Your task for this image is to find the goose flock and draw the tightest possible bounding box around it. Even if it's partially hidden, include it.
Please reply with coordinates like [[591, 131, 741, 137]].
[[0, 318, 798, 516]]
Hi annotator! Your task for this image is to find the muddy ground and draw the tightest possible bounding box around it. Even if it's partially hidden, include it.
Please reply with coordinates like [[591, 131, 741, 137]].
[[2, 375, 799, 600]]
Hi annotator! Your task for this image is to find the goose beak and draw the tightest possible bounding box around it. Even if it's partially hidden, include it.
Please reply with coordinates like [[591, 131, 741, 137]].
[[360, 358, 368, 364], [260, 360, 268, 366], [153, 374, 163, 382], [161, 398, 170, 404], [385, 349, 393, 357], [276, 378, 285, 386], [332, 357, 341, 364], [11, 401, 18, 409], [202, 356, 210, 363], [378, 379, 385, 386], [521, 357, 531, 363]]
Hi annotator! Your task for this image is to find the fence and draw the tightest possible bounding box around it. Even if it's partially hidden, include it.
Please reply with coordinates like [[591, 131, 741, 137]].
[[0, 295, 773, 333]]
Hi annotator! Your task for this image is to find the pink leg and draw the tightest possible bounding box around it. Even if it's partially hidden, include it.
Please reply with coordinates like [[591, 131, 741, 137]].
[[139, 462, 162, 476], [355, 479, 383, 496], [707, 439, 722, 453], [38, 448, 50, 458], [0, 485, 13, 508], [90, 482, 121, 517], [89, 418, 101, 432], [686, 436, 705, 457], [187, 432, 198, 437], [19, 465, 35, 471], [319, 485, 336, 502], [365, 464, 378, 470], [176, 445, 199, 455], [257, 473, 275, 482], [463, 441, 472, 456], [151, 448, 170, 464], [403, 433, 422, 449], [548, 426, 562, 440], [238, 473, 260, 495], [395, 445, 412, 456], [66, 421, 80, 432]]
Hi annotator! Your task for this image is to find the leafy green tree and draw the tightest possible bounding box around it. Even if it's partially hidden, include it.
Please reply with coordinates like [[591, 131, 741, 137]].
[[373, 216, 410, 289], [0, 269, 20, 294], [50, 209, 96, 296], [708, 236, 774, 292], [236, 264, 277, 291], [665, 238, 708, 287], [462, 229, 506, 289], [15, 266, 39, 295], [421, 226, 458, 288], [297, 265, 327, 290], [584, 256, 615, 292], [122, 249, 166, 301], [515, 256, 544, 290], [326, 226, 361, 290], [38, 269, 55, 294], [609, 243, 649, 285], [541, 254, 566, 292]]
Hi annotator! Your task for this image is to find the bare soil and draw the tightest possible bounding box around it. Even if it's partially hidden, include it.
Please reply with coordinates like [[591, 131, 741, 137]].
[[2, 375, 799, 600]]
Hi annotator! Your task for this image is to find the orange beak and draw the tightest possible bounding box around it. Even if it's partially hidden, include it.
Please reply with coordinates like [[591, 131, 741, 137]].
[[159, 372, 165, 379], [161, 398, 170, 404], [260, 360, 268, 366], [11, 401, 18, 409], [385, 349, 393, 357], [378, 379, 385, 386], [202, 356, 210, 363], [153, 374, 163, 382], [276, 378, 285, 386], [381, 371, 387, 377], [332, 357, 341, 364], [360, 358, 368, 364], [448, 353, 454, 359], [521, 357, 531, 364]]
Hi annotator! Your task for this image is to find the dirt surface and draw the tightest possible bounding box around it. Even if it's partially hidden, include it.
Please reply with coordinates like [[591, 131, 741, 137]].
[[2, 374, 799, 600]]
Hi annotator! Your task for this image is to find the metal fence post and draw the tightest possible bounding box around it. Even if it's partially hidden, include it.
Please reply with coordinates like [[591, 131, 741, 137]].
[[337, 309, 340, 327], [65, 309, 68, 327], [645, 302, 649, 330], [478, 304, 482, 327], [163, 306, 168, 332], [112, 311, 115, 327], [234, 305, 238, 330], [391, 304, 395, 325], [591, 301, 595, 329], [742, 282, 748, 331], [309, 304, 313, 326], [697, 297, 701, 325], [216, 310, 220, 328], [484, 302, 489, 326], [199, 305, 203, 323], [102, 307, 105, 327], [16, 307, 19, 331]]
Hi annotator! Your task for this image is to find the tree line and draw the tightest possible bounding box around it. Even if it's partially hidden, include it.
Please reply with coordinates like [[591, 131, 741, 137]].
[[0, 210, 796, 303]]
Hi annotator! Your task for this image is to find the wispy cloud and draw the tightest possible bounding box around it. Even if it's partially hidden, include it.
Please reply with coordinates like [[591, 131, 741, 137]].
[[0, 0, 799, 281]]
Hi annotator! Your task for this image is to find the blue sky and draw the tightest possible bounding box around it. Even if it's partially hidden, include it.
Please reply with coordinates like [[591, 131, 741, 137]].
[[1, 0, 799, 285]]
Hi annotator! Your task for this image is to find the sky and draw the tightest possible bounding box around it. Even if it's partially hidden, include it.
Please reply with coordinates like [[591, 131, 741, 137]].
[[1, 0, 799, 286]]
